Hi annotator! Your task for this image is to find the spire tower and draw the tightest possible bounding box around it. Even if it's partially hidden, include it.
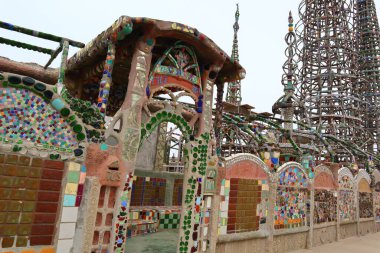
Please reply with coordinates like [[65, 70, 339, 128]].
[[225, 3, 242, 106], [355, 0, 380, 152], [296, 0, 367, 162]]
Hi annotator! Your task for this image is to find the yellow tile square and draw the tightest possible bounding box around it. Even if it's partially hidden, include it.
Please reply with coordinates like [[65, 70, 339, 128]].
[[68, 162, 81, 171], [65, 183, 78, 194]]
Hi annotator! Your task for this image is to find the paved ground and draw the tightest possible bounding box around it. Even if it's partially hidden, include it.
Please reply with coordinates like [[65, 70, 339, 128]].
[[291, 233, 380, 253], [125, 229, 178, 253]]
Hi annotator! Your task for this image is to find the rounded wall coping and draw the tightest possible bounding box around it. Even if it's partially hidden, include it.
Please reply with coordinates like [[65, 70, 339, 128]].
[[314, 164, 334, 178], [223, 153, 271, 178], [372, 169, 380, 183], [276, 162, 308, 177], [338, 167, 354, 181], [355, 169, 371, 186]]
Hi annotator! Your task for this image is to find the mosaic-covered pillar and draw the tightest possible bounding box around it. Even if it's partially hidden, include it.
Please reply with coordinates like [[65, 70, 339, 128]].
[[97, 41, 116, 115], [176, 63, 221, 253], [109, 37, 155, 253]]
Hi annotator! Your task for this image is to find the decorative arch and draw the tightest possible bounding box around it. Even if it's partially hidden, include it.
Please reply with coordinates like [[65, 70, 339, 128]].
[[275, 162, 310, 229], [148, 43, 202, 102], [0, 72, 87, 159], [224, 153, 271, 180], [139, 109, 192, 147], [356, 169, 371, 191], [314, 164, 337, 190], [338, 167, 356, 221], [338, 167, 355, 190], [276, 162, 309, 188]]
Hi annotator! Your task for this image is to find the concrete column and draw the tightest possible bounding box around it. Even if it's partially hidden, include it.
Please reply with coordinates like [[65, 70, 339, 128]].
[[336, 190, 341, 241], [72, 177, 101, 253], [267, 178, 277, 253], [356, 186, 360, 236], [207, 194, 221, 253]]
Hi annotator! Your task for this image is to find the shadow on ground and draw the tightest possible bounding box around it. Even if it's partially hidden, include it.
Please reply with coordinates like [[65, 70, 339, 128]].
[[125, 229, 179, 253]]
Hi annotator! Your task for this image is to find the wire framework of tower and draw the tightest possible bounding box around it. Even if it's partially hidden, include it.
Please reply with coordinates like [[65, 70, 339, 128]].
[[295, 0, 369, 162], [225, 3, 242, 106], [356, 0, 380, 153]]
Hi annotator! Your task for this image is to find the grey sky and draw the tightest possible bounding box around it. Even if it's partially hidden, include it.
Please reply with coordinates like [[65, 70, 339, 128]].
[[1, 0, 379, 113]]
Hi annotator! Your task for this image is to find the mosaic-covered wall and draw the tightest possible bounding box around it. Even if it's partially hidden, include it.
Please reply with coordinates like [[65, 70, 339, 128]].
[[338, 171, 356, 222], [219, 154, 270, 235], [0, 154, 64, 250], [358, 178, 373, 219], [0, 74, 87, 160], [314, 190, 337, 223], [375, 182, 380, 222], [130, 176, 166, 206], [313, 169, 337, 224], [227, 178, 264, 233], [275, 166, 309, 229], [172, 179, 183, 206]]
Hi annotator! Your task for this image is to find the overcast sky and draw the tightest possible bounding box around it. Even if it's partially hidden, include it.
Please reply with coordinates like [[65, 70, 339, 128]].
[[1, 0, 379, 112]]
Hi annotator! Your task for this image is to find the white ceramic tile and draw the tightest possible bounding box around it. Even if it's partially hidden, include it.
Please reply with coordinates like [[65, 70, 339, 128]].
[[59, 222, 76, 239], [57, 239, 74, 253], [61, 207, 79, 223]]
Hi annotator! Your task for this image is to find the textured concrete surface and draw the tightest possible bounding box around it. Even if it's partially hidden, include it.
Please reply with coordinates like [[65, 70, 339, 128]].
[[291, 232, 380, 253], [124, 229, 179, 253]]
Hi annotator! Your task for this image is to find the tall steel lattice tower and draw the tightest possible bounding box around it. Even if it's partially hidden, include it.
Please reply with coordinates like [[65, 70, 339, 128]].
[[225, 3, 242, 106], [296, 0, 368, 162], [355, 0, 380, 152]]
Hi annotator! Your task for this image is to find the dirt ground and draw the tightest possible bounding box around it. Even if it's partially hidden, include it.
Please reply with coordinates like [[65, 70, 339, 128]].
[[291, 232, 380, 253]]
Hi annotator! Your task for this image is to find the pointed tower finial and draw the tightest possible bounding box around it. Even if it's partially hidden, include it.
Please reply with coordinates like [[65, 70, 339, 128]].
[[226, 3, 242, 106]]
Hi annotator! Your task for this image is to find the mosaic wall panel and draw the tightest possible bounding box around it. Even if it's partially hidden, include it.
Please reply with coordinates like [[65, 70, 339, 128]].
[[339, 175, 353, 190], [314, 190, 337, 223], [375, 182, 380, 222], [159, 212, 181, 229], [339, 190, 356, 221], [63, 162, 86, 207], [0, 154, 64, 248], [278, 167, 308, 188], [0, 87, 77, 150], [219, 179, 230, 235], [130, 177, 166, 206], [227, 178, 263, 233], [359, 192, 373, 218], [219, 177, 269, 235], [274, 188, 309, 229], [172, 179, 183, 206]]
